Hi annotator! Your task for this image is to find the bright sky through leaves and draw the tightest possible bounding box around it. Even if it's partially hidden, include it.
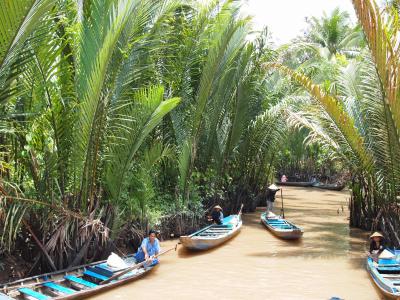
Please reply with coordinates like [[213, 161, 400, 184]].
[[242, 0, 357, 45]]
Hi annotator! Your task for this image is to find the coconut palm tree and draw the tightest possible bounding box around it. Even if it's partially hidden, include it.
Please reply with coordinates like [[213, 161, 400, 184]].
[[266, 0, 400, 246]]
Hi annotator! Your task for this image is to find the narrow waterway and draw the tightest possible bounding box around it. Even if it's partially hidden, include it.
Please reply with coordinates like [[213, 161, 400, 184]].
[[91, 187, 383, 300]]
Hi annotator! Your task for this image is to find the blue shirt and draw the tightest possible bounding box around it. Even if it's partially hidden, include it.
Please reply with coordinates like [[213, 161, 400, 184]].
[[139, 237, 160, 256]]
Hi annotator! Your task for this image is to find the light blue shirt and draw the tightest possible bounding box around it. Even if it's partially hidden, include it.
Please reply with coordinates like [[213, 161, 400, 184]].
[[140, 237, 160, 256]]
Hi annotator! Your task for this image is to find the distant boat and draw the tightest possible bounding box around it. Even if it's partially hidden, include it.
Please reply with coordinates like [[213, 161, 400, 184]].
[[366, 249, 400, 299], [260, 212, 303, 240], [0, 254, 157, 300], [179, 214, 242, 250], [275, 181, 314, 187], [312, 182, 345, 191]]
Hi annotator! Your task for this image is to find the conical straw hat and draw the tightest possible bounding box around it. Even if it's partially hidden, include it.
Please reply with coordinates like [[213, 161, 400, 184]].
[[370, 232, 383, 239], [268, 184, 279, 190], [214, 205, 223, 211]]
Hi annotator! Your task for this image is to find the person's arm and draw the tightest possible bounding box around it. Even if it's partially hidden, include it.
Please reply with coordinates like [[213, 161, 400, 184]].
[[378, 241, 385, 253], [141, 239, 150, 261], [155, 239, 160, 256]]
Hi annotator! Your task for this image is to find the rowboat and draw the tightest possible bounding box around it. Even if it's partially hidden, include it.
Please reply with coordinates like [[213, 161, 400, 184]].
[[0, 250, 166, 300], [260, 212, 303, 239], [275, 181, 313, 187], [366, 249, 400, 299], [179, 214, 242, 250], [312, 182, 345, 191]]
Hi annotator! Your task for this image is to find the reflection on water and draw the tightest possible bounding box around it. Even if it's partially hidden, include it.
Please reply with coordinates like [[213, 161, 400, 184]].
[[90, 187, 384, 300]]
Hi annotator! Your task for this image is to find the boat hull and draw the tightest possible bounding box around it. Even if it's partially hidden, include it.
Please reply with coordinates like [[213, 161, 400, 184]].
[[312, 182, 345, 191], [0, 255, 156, 300], [275, 181, 313, 187], [179, 215, 242, 250], [366, 255, 400, 299], [260, 212, 303, 240]]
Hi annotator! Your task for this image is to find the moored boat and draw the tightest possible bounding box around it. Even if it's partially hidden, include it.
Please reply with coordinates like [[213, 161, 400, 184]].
[[0, 246, 175, 300], [366, 249, 400, 299], [179, 214, 242, 250], [260, 212, 303, 240], [275, 181, 314, 187], [312, 182, 345, 191]]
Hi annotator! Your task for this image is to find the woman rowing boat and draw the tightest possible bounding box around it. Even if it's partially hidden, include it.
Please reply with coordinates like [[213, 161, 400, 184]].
[[135, 229, 161, 266]]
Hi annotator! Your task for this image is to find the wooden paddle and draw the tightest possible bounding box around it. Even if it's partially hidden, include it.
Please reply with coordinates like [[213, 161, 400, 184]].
[[238, 203, 244, 217], [280, 188, 285, 219], [100, 244, 178, 285]]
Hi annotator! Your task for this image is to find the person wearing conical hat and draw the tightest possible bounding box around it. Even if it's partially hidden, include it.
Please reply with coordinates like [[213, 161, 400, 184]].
[[209, 205, 224, 225], [369, 231, 385, 261], [266, 184, 280, 215]]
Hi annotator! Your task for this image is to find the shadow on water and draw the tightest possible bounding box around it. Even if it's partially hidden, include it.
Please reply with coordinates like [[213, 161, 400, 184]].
[[177, 243, 221, 258]]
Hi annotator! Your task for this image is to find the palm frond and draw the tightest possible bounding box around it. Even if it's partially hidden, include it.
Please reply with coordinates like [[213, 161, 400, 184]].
[[265, 62, 372, 172], [352, 0, 400, 140], [0, 0, 56, 99]]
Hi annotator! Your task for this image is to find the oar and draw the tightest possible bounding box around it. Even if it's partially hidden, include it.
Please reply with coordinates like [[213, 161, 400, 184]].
[[238, 203, 244, 216], [100, 244, 178, 285], [280, 188, 285, 219]]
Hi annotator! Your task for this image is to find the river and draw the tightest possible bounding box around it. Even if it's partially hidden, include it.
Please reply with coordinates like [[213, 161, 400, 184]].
[[90, 187, 384, 300]]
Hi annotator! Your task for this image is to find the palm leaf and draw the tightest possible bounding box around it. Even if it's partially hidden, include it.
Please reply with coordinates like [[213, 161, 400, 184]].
[[352, 0, 400, 141], [105, 85, 180, 201], [0, 0, 55, 92], [266, 62, 372, 172]]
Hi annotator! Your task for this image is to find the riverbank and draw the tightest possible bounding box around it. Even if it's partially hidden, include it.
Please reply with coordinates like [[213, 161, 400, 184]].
[[91, 187, 383, 300]]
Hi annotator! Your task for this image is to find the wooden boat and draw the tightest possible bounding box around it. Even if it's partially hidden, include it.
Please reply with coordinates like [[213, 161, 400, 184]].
[[366, 250, 400, 299], [0, 253, 158, 299], [179, 214, 242, 250], [312, 182, 345, 191], [275, 181, 313, 187], [260, 212, 303, 239]]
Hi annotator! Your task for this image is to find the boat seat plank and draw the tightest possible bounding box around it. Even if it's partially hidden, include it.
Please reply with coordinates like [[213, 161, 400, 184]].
[[207, 227, 232, 230], [64, 275, 98, 288], [18, 288, 49, 300], [212, 225, 233, 229], [197, 234, 220, 236], [84, 270, 109, 281], [42, 282, 75, 295], [383, 274, 400, 278], [379, 264, 400, 267], [267, 221, 288, 223], [378, 266, 400, 272]]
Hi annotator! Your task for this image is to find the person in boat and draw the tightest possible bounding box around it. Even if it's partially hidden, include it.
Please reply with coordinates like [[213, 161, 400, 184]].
[[281, 174, 288, 183], [208, 205, 224, 225], [311, 175, 317, 184], [368, 231, 385, 261], [266, 184, 280, 215], [135, 229, 160, 266]]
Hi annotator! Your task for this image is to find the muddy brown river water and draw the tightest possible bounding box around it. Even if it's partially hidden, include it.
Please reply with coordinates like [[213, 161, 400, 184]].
[[91, 187, 384, 300]]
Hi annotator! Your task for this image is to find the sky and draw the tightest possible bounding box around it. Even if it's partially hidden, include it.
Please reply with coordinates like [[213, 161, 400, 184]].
[[241, 0, 357, 45]]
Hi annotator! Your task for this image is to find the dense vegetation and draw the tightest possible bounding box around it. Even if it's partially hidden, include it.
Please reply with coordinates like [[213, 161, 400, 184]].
[[0, 0, 398, 280]]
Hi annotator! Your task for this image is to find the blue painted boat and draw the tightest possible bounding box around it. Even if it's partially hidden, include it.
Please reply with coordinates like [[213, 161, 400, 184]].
[[260, 212, 303, 239], [366, 249, 400, 299], [0, 246, 176, 299], [179, 214, 242, 250]]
